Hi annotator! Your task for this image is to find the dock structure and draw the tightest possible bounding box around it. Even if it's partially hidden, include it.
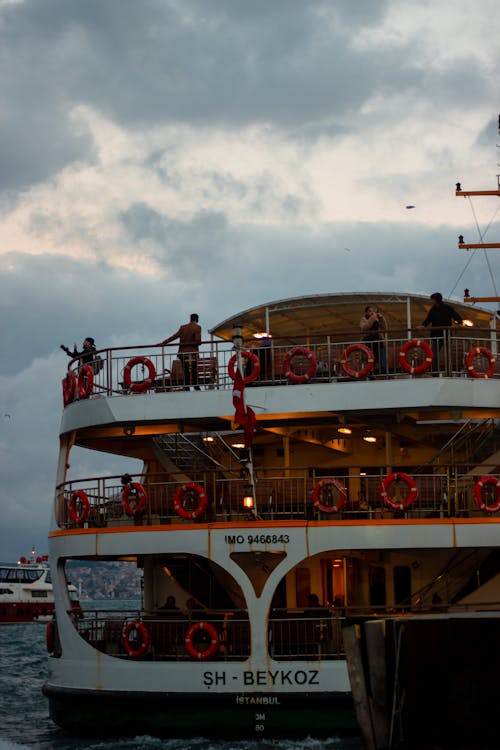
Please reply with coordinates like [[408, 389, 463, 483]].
[[344, 613, 500, 750]]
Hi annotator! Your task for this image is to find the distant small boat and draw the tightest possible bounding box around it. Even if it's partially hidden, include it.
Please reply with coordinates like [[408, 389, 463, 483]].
[[0, 550, 79, 623]]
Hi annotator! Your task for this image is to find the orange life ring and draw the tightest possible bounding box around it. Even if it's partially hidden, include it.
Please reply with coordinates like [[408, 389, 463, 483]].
[[173, 482, 208, 520], [69, 489, 90, 524], [62, 371, 77, 406], [311, 478, 347, 513], [282, 346, 317, 383], [465, 347, 496, 379], [123, 356, 156, 393], [185, 621, 219, 660], [46, 620, 56, 653], [121, 621, 150, 658], [399, 340, 433, 375], [340, 344, 375, 379], [380, 472, 418, 510], [77, 365, 94, 399], [122, 482, 147, 516], [473, 475, 500, 513], [228, 351, 261, 384]]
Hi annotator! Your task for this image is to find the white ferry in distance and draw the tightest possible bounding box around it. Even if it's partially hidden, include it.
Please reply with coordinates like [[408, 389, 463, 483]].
[[0, 549, 79, 623], [43, 289, 500, 738]]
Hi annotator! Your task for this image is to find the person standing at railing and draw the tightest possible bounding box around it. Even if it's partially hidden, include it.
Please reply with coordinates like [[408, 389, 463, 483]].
[[61, 337, 97, 367], [418, 293, 463, 375], [360, 305, 388, 377], [160, 313, 201, 391]]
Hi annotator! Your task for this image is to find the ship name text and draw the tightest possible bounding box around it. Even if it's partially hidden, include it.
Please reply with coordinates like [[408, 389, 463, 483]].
[[203, 669, 319, 687]]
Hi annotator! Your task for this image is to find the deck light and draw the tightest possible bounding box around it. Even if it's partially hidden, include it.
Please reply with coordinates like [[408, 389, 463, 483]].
[[232, 442, 245, 450], [337, 427, 352, 435], [462, 319, 474, 327], [243, 484, 254, 509], [202, 436, 214, 442], [232, 324, 243, 350], [363, 433, 377, 443]]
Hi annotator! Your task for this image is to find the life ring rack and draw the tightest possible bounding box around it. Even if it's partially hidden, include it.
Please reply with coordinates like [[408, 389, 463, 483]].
[[311, 478, 347, 513], [228, 351, 261, 384], [185, 621, 219, 660], [121, 621, 151, 658], [465, 347, 496, 379], [473, 475, 500, 513], [77, 365, 94, 399], [68, 489, 90, 525], [340, 343, 374, 379], [399, 340, 433, 375], [380, 472, 418, 511], [173, 482, 208, 520], [282, 346, 317, 384], [121, 482, 148, 516], [123, 356, 156, 393]]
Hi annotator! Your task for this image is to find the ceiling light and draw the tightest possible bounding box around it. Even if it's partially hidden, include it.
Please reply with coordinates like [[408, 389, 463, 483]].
[[253, 331, 272, 339], [202, 436, 214, 442], [337, 427, 352, 435], [363, 434, 377, 443], [232, 442, 245, 449], [462, 319, 474, 327]]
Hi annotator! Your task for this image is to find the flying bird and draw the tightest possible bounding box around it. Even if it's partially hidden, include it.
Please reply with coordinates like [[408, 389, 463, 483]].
[[405, 205, 415, 209]]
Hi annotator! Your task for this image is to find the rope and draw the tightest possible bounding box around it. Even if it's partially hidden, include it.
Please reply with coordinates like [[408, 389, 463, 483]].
[[448, 196, 500, 298]]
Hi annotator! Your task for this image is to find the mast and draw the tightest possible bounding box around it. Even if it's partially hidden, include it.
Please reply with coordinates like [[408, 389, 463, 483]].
[[457, 115, 500, 304]]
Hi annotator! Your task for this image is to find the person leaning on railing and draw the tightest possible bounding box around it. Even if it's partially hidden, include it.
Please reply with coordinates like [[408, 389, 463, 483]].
[[160, 313, 201, 391], [360, 305, 387, 376]]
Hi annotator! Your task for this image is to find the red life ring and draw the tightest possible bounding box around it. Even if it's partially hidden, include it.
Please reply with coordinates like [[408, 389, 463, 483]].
[[46, 620, 56, 653], [473, 475, 500, 513], [121, 621, 151, 658], [173, 483, 208, 520], [185, 621, 219, 660], [77, 365, 94, 399], [122, 482, 147, 516], [340, 344, 375, 379], [380, 472, 418, 511], [62, 371, 77, 406], [69, 489, 90, 524], [282, 346, 317, 383], [123, 356, 156, 393], [465, 347, 496, 379], [311, 478, 347, 513], [399, 340, 433, 375], [228, 351, 261, 384]]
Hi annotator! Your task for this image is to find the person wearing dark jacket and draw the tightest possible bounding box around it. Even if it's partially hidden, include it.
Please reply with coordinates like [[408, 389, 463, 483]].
[[60, 337, 97, 366], [419, 293, 463, 374]]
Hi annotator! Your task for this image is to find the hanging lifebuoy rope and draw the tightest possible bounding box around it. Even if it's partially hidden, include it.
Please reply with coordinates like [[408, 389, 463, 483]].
[[311, 478, 347, 513], [340, 343, 374, 379], [77, 365, 94, 399], [185, 621, 219, 660], [465, 347, 496, 379], [69, 489, 90, 524], [473, 475, 500, 513], [282, 346, 317, 383], [121, 621, 151, 658], [380, 472, 418, 511], [121, 482, 148, 516], [399, 340, 433, 375], [123, 356, 156, 393], [228, 351, 261, 384], [173, 483, 208, 520]]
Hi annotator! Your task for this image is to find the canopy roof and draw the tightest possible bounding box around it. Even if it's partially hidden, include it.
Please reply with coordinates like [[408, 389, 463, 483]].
[[209, 292, 497, 343]]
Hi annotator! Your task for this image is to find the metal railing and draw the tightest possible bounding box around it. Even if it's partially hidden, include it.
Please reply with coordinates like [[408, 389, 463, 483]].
[[74, 609, 250, 661], [61, 327, 500, 404], [55, 469, 500, 529]]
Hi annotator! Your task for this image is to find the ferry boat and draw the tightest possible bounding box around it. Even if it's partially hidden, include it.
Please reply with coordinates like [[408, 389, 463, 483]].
[[41, 287, 500, 738], [0, 549, 78, 623]]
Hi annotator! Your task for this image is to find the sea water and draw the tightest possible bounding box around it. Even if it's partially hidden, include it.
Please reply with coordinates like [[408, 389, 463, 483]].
[[0, 601, 363, 750]]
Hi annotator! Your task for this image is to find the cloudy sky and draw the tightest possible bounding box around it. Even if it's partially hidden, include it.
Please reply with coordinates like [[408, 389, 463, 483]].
[[1, 0, 499, 561]]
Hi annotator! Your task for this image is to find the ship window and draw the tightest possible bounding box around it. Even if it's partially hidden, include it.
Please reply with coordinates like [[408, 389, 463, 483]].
[[0, 588, 14, 594], [27, 569, 43, 581], [369, 565, 386, 607], [6, 569, 26, 582], [31, 590, 48, 598], [45, 570, 52, 584], [393, 565, 412, 607]]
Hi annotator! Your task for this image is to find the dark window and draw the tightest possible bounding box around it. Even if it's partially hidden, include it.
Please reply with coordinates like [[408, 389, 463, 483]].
[[31, 590, 48, 598], [369, 565, 386, 607], [393, 565, 411, 607]]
